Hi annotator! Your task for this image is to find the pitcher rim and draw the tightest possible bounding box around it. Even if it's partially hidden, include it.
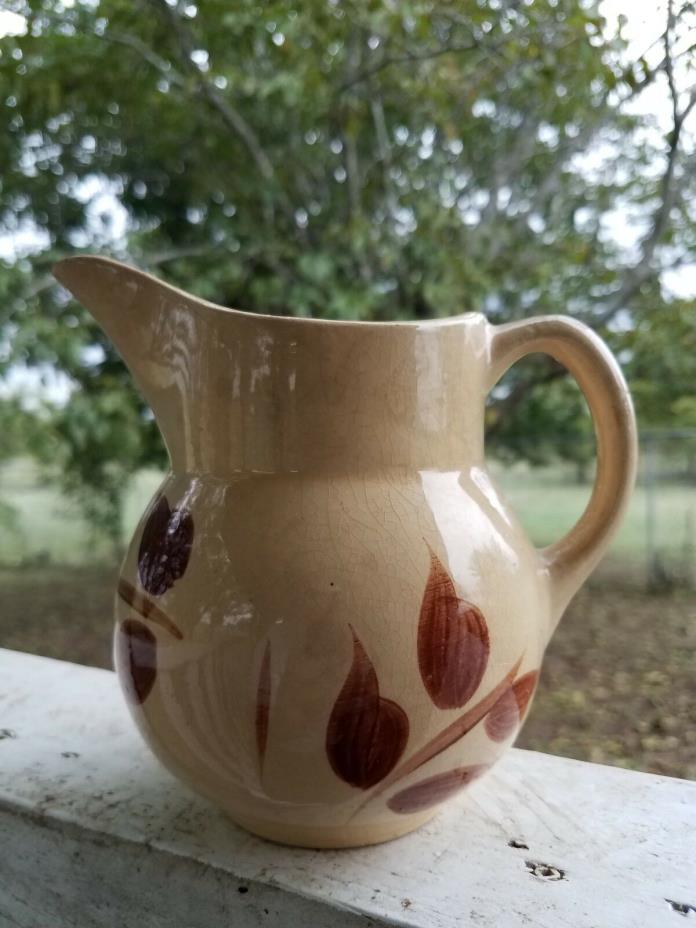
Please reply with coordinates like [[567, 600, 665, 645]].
[[53, 254, 485, 330]]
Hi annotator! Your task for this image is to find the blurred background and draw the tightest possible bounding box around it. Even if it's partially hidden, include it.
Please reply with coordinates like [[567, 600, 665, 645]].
[[0, 0, 695, 778]]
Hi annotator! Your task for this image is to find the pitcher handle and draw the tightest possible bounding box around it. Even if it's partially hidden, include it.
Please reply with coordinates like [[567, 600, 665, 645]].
[[487, 316, 638, 633]]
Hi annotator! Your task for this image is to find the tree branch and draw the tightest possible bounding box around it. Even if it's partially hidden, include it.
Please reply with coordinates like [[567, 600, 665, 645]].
[[342, 30, 363, 225], [103, 30, 187, 88], [597, 2, 696, 322], [139, 244, 226, 266], [338, 38, 483, 93], [487, 363, 565, 438], [145, 0, 294, 223]]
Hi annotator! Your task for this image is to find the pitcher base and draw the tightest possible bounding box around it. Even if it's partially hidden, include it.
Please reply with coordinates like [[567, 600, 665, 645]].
[[227, 809, 438, 849]]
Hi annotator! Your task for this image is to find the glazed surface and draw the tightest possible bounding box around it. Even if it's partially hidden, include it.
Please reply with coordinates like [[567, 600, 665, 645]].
[[114, 469, 546, 841], [55, 256, 637, 846]]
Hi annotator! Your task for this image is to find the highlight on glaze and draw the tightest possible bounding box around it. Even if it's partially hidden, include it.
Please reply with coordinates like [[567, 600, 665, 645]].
[[326, 629, 409, 790]]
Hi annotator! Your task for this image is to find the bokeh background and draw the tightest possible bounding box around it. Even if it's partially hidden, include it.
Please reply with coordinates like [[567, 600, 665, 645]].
[[1, 0, 695, 778]]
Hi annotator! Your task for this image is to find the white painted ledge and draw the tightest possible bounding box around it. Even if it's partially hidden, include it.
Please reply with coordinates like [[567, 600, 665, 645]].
[[0, 648, 694, 928]]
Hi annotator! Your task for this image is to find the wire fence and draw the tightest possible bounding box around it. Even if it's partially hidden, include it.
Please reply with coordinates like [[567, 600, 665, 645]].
[[641, 430, 696, 590], [491, 429, 696, 591]]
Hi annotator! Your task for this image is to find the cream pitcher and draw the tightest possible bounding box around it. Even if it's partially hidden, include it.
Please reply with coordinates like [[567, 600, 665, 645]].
[[53, 256, 637, 848]]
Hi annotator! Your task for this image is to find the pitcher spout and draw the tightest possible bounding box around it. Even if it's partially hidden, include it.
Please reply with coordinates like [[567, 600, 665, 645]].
[[53, 255, 198, 468]]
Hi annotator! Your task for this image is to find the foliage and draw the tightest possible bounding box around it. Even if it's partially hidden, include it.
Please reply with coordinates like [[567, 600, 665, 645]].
[[627, 299, 696, 428], [0, 395, 36, 460], [1, 0, 695, 543], [486, 373, 595, 479]]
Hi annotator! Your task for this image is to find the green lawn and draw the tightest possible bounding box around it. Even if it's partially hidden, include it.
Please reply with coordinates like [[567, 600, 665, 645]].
[[0, 458, 162, 566], [493, 461, 696, 564], [1, 456, 695, 572]]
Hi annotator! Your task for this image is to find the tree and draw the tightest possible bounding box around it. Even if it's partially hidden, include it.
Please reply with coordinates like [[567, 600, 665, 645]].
[[1, 0, 695, 544]]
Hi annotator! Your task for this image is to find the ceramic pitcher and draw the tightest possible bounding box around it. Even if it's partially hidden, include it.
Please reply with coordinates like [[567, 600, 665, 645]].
[[53, 256, 637, 848]]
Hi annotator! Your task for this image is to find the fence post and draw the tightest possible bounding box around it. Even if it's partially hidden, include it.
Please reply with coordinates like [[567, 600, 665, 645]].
[[644, 435, 662, 589]]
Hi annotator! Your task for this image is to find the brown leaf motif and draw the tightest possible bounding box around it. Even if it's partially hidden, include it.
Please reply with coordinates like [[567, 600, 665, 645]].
[[387, 764, 490, 814], [138, 494, 194, 597], [361, 656, 521, 809], [418, 550, 490, 709], [115, 618, 157, 705], [256, 641, 272, 769], [484, 670, 539, 742], [117, 578, 183, 640], [326, 630, 409, 790]]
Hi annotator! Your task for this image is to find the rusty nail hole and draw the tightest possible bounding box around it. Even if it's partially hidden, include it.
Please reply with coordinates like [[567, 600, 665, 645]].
[[508, 838, 529, 850], [525, 860, 565, 881], [666, 899, 696, 916]]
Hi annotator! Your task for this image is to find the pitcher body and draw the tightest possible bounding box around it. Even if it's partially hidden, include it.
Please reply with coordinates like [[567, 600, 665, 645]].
[[54, 256, 637, 847]]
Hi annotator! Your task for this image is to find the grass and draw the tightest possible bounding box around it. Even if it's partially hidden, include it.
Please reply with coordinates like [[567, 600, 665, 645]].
[[494, 460, 696, 568], [0, 458, 162, 566]]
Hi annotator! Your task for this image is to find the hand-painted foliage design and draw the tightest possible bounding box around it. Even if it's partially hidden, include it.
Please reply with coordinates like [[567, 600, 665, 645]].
[[115, 618, 157, 705], [256, 641, 272, 770], [387, 764, 489, 814], [418, 551, 490, 709], [326, 629, 409, 789], [484, 670, 539, 742], [326, 548, 538, 815], [115, 494, 193, 705], [117, 578, 183, 640], [113, 505, 537, 818], [138, 494, 194, 596]]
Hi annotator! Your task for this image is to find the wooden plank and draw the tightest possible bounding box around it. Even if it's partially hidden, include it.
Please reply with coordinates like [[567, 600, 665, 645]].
[[0, 647, 694, 927]]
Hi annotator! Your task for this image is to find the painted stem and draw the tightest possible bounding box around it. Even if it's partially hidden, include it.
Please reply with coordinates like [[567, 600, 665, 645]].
[[117, 578, 184, 641], [256, 641, 272, 770], [358, 656, 522, 809]]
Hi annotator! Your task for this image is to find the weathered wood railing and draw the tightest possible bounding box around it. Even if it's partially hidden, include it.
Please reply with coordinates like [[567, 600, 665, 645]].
[[0, 648, 694, 927]]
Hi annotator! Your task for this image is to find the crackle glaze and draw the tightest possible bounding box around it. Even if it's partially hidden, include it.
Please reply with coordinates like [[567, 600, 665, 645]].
[[53, 256, 638, 849]]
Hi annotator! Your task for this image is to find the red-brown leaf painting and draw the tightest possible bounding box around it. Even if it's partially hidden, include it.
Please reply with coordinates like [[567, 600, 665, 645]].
[[115, 618, 157, 705], [359, 656, 521, 809], [256, 641, 272, 769], [138, 494, 194, 597], [418, 550, 490, 709], [326, 630, 409, 790], [117, 577, 183, 640], [484, 670, 539, 742], [387, 764, 490, 814]]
